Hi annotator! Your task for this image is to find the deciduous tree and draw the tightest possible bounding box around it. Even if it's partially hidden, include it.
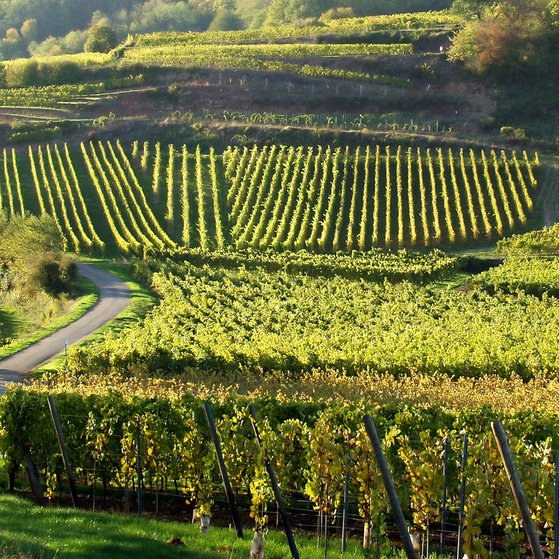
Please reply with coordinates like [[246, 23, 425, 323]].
[[449, 0, 559, 77], [84, 22, 118, 53]]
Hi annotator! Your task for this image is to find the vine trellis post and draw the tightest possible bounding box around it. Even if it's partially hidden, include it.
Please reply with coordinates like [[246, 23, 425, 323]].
[[456, 432, 468, 559], [47, 395, 78, 507], [248, 404, 300, 559], [136, 422, 142, 518], [203, 402, 243, 539], [554, 453, 559, 559], [363, 414, 418, 559], [491, 420, 544, 559], [440, 435, 450, 555], [341, 438, 350, 553]]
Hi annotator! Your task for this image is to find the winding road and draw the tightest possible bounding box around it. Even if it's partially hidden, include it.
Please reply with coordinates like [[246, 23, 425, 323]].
[[0, 263, 131, 395]]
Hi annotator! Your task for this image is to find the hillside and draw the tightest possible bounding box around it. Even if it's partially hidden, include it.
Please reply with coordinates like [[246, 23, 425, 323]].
[[0, 8, 554, 154], [0, 10, 555, 245], [3, 11, 559, 559]]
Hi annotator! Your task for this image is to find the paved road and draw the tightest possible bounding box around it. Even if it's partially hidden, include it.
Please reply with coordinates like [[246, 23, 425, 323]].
[[0, 263, 131, 394]]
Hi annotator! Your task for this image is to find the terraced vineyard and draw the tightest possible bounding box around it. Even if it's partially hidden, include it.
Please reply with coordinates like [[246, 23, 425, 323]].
[[0, 140, 540, 254]]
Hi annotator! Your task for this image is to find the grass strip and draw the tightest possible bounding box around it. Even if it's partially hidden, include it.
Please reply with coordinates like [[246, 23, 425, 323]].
[[0, 493, 367, 559], [0, 277, 98, 361]]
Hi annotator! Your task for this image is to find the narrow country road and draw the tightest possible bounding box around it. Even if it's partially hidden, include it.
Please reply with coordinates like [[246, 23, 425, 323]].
[[0, 263, 131, 395]]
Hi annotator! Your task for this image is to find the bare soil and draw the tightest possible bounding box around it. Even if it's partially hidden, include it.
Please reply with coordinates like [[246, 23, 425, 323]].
[[0, 53, 505, 151]]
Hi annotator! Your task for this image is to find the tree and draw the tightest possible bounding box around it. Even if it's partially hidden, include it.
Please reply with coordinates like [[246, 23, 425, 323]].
[[448, 0, 559, 77], [451, 0, 492, 17], [214, 0, 236, 10], [128, 1, 204, 34], [0, 214, 76, 295], [208, 9, 242, 30], [84, 23, 118, 53], [0, 27, 26, 60], [28, 36, 63, 57], [60, 29, 88, 53], [20, 18, 38, 41], [264, 0, 328, 26]]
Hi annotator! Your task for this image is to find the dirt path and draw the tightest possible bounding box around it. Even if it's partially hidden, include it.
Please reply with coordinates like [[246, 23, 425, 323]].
[[0, 263, 131, 395]]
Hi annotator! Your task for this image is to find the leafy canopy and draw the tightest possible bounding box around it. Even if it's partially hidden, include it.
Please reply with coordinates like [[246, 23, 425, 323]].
[[448, 0, 559, 77]]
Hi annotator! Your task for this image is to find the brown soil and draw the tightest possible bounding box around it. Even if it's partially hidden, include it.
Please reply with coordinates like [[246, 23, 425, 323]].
[[0, 53, 504, 151]]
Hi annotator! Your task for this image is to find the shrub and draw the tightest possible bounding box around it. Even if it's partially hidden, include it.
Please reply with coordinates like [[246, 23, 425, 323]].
[[4, 58, 83, 88], [41, 60, 82, 85], [319, 7, 355, 21], [26, 252, 77, 295], [500, 126, 514, 136]]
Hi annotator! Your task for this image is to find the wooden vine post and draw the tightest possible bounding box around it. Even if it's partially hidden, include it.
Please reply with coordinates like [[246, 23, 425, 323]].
[[248, 404, 300, 559], [23, 448, 43, 501], [203, 402, 243, 538], [555, 453, 559, 559], [363, 414, 418, 559], [491, 420, 544, 559], [440, 435, 450, 555], [136, 422, 142, 518], [47, 395, 78, 507], [456, 433, 468, 559]]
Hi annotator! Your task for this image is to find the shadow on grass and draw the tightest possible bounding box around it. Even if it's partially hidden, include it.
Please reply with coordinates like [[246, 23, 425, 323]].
[[0, 494, 225, 559], [0, 308, 18, 343]]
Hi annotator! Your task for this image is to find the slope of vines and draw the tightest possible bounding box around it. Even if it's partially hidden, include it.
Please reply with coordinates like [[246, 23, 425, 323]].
[[1, 381, 557, 557], [0, 140, 540, 257], [64, 253, 559, 379]]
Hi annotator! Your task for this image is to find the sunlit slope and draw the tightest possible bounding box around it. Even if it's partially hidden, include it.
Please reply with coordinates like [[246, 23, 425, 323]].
[[0, 140, 539, 255]]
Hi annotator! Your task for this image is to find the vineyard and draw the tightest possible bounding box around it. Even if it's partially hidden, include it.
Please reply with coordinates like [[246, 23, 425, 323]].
[[1, 6, 558, 557], [62, 252, 559, 379], [130, 11, 462, 48], [1, 381, 559, 557], [0, 140, 540, 254], [121, 41, 414, 86]]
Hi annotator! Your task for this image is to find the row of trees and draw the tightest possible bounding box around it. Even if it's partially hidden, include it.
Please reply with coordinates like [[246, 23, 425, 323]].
[[0, 0, 241, 60], [263, 0, 452, 26]]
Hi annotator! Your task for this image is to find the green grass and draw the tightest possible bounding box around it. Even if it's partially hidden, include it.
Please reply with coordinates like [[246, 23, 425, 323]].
[[0, 493, 368, 559]]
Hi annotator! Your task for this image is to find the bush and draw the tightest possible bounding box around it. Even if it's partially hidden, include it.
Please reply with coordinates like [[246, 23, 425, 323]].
[[26, 252, 77, 295], [4, 58, 83, 88], [318, 7, 355, 21], [41, 60, 82, 84], [500, 126, 514, 136]]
